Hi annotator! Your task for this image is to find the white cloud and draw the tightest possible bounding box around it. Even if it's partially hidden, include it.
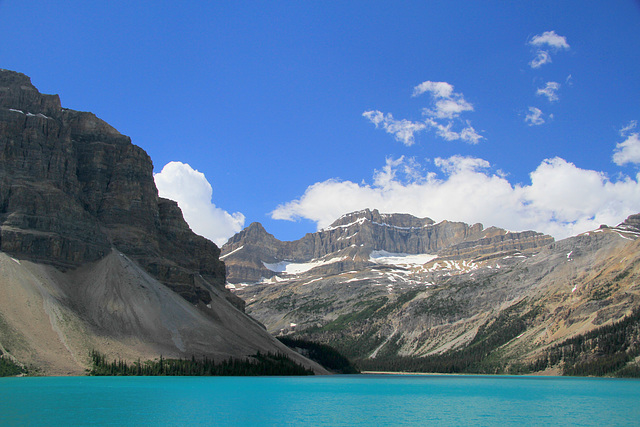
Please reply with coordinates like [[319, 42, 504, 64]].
[[362, 110, 427, 146], [525, 107, 545, 126], [415, 81, 474, 119], [536, 82, 561, 102], [613, 121, 640, 166], [270, 156, 640, 240], [620, 120, 638, 136], [412, 81, 454, 99], [529, 50, 552, 68], [529, 31, 570, 50], [365, 81, 482, 145], [460, 123, 483, 144], [528, 31, 569, 68], [154, 161, 245, 246]]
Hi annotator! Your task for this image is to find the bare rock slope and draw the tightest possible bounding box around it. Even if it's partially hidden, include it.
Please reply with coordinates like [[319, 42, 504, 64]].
[[224, 209, 640, 375]]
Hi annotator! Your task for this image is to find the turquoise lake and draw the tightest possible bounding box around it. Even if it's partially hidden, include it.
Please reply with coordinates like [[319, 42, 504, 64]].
[[1, 375, 639, 426]]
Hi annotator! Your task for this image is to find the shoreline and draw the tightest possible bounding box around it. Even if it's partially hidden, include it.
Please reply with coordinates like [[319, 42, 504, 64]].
[[360, 370, 563, 377]]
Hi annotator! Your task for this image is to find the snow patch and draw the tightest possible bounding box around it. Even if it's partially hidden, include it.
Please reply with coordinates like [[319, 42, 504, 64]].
[[370, 250, 438, 266], [614, 231, 634, 241], [323, 217, 368, 231], [263, 256, 347, 275], [220, 245, 243, 259]]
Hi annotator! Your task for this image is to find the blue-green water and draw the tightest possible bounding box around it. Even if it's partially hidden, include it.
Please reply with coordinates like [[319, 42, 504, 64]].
[[1, 375, 639, 426]]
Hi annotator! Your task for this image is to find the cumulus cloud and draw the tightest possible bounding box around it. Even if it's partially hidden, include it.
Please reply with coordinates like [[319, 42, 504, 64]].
[[412, 81, 454, 98], [536, 82, 561, 102], [154, 161, 245, 246], [270, 156, 640, 240], [529, 31, 570, 50], [525, 107, 546, 126], [613, 121, 640, 166], [528, 30, 569, 68], [364, 80, 482, 145]]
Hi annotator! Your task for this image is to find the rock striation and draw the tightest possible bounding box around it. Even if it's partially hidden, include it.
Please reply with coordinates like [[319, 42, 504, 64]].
[[0, 70, 331, 374], [221, 208, 554, 283], [0, 70, 227, 306]]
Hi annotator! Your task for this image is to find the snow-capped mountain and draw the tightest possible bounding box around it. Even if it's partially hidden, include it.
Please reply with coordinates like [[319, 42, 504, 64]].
[[221, 210, 640, 376]]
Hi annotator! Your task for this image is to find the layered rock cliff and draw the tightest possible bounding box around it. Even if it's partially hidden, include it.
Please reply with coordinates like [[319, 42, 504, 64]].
[[221, 208, 554, 283], [0, 69, 226, 306], [0, 70, 323, 374]]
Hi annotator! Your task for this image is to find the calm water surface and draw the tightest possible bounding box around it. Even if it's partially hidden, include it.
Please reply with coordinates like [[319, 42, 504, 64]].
[[1, 375, 639, 426]]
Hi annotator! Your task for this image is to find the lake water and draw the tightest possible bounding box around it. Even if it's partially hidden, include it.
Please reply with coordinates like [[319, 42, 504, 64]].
[[1, 375, 639, 426]]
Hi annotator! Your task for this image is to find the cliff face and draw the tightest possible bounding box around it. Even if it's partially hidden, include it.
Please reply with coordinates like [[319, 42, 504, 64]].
[[0, 70, 226, 305], [0, 70, 326, 374], [221, 208, 554, 283]]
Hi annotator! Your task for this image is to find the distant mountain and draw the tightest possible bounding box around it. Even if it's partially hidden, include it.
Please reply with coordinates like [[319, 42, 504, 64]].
[[222, 209, 640, 376], [222, 208, 553, 284], [0, 70, 325, 375]]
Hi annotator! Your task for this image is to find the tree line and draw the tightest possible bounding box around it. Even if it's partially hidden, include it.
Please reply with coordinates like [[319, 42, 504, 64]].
[[529, 306, 640, 377], [89, 350, 314, 376], [277, 336, 359, 374]]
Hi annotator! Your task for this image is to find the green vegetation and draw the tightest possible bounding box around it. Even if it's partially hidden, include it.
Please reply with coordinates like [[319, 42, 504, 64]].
[[529, 307, 640, 377], [413, 294, 466, 318], [89, 350, 314, 376], [589, 282, 617, 301], [357, 305, 536, 374], [278, 336, 359, 374], [294, 298, 337, 315], [0, 354, 25, 377], [317, 297, 388, 332]]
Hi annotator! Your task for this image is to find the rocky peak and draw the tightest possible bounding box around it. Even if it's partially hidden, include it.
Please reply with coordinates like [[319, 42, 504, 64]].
[[0, 69, 227, 306], [226, 222, 278, 248], [325, 208, 435, 231], [0, 70, 61, 117], [616, 213, 640, 234]]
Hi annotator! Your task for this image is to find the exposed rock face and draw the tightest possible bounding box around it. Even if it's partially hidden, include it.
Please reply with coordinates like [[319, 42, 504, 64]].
[[0, 69, 326, 374], [615, 213, 640, 233], [221, 208, 554, 283], [0, 70, 226, 305]]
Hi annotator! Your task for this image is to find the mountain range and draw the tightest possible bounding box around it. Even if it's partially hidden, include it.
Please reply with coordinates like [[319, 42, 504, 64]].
[[221, 209, 640, 375], [2, 69, 639, 377], [0, 70, 325, 375]]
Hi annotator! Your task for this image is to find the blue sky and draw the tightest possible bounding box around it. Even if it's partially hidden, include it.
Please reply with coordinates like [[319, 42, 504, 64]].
[[2, 1, 640, 244]]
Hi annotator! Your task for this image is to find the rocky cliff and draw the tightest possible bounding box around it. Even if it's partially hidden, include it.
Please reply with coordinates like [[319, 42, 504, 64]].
[[221, 208, 553, 283], [0, 70, 323, 374], [0, 69, 227, 306]]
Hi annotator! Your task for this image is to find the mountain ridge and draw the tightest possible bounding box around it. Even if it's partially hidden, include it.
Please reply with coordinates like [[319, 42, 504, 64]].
[[221, 208, 554, 284], [224, 209, 640, 375]]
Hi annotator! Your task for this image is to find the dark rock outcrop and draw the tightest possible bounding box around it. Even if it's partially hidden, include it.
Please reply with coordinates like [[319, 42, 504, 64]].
[[0, 69, 226, 305]]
